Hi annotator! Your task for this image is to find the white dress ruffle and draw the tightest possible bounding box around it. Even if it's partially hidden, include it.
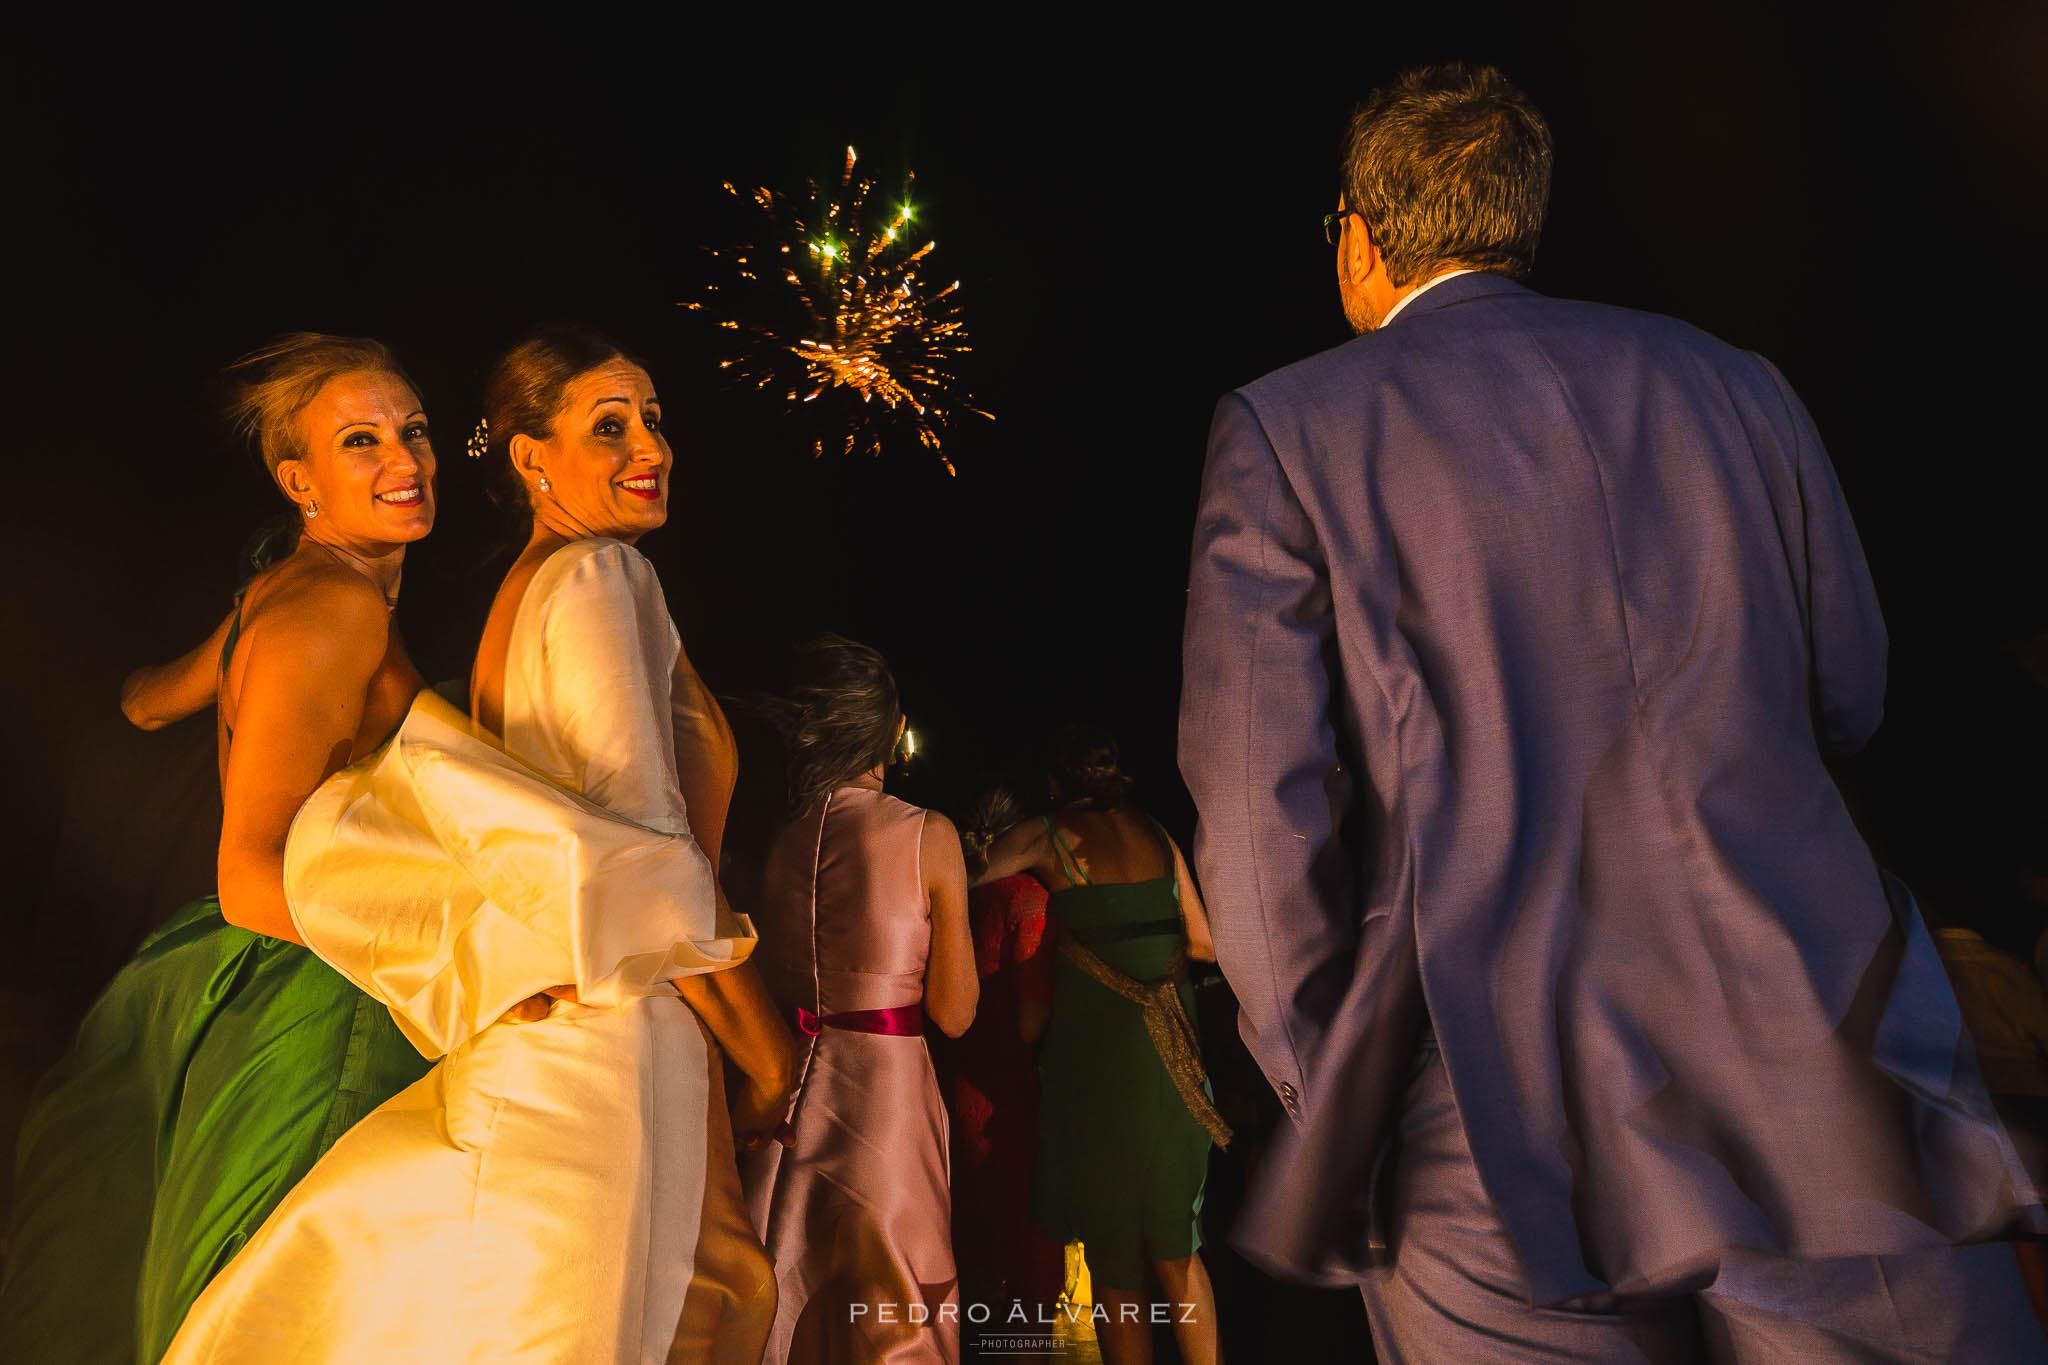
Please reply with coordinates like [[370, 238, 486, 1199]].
[[164, 538, 753, 1364]]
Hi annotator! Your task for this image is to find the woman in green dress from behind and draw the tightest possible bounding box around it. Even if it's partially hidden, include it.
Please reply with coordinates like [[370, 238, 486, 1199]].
[[0, 334, 441, 1363], [974, 726, 1227, 1365]]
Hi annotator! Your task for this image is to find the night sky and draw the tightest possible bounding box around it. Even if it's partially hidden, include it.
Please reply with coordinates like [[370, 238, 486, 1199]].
[[7, 3, 2044, 951], [1, 0, 2042, 1094], [3, 3, 2045, 1355]]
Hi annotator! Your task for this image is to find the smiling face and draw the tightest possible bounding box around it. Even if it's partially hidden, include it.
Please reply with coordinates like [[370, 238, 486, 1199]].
[[516, 359, 671, 543], [273, 370, 436, 547]]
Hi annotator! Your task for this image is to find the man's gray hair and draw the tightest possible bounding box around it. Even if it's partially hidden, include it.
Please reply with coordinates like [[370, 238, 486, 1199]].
[[1341, 64, 1554, 287]]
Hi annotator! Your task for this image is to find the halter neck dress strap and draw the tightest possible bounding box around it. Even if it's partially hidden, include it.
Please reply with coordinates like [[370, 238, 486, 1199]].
[[218, 585, 251, 744], [1042, 815, 1089, 887]]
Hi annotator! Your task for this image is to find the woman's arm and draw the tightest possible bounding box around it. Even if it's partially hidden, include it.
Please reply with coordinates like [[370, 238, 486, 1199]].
[[669, 648, 738, 876], [665, 626, 797, 1136], [217, 577, 390, 943], [1167, 833, 1217, 963], [121, 609, 236, 730], [675, 962, 796, 1147], [922, 811, 979, 1038], [970, 818, 1048, 889]]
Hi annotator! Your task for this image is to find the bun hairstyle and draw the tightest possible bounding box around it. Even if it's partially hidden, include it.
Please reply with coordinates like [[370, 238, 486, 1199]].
[[224, 332, 414, 489], [1050, 723, 1135, 811], [475, 323, 637, 513], [755, 634, 902, 817], [960, 785, 1024, 879]]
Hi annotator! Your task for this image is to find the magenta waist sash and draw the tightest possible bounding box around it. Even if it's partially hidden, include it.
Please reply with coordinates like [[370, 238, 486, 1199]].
[[796, 1003, 925, 1037]]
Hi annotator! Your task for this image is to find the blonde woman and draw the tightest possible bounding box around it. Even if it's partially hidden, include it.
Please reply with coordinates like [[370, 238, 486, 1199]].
[[0, 335, 440, 1363]]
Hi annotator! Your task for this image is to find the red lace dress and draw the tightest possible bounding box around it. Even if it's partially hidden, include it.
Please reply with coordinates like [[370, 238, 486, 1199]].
[[948, 873, 1064, 1307]]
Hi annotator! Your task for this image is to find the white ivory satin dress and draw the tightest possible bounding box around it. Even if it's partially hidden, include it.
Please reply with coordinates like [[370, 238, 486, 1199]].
[[162, 538, 761, 1364]]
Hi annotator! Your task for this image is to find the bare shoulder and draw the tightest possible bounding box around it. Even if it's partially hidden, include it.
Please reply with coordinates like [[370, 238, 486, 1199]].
[[1124, 806, 1176, 845], [262, 555, 386, 614], [246, 558, 390, 661], [998, 814, 1048, 850], [994, 814, 1051, 866], [921, 809, 959, 842], [921, 808, 965, 865]]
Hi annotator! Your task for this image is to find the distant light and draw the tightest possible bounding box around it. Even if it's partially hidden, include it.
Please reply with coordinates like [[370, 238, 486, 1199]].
[[821, 242, 839, 260], [902, 728, 918, 757], [900, 204, 914, 221]]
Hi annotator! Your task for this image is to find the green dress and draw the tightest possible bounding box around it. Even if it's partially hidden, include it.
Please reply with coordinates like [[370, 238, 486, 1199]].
[[0, 599, 431, 1364], [1030, 817, 1211, 1293]]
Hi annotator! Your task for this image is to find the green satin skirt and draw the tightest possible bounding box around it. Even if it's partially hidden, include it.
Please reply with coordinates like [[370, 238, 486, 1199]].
[[0, 896, 430, 1364]]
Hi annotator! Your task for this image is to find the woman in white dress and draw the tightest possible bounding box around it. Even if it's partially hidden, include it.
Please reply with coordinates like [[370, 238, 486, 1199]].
[[162, 326, 795, 1365]]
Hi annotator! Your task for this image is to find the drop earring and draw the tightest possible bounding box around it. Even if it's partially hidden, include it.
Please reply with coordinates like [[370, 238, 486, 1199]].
[[304, 499, 319, 519], [537, 473, 551, 493]]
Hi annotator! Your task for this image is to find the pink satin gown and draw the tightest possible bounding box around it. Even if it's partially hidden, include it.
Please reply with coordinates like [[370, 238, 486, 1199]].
[[744, 785, 958, 1364]]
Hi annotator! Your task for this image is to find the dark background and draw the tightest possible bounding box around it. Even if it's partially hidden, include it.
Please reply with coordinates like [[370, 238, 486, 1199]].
[[3, 2, 2044, 1354]]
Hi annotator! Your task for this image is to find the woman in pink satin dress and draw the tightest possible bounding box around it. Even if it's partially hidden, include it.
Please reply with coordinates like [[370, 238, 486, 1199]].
[[741, 636, 978, 1364]]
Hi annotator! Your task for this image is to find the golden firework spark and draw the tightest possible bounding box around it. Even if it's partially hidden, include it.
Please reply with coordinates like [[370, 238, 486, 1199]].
[[685, 147, 987, 473]]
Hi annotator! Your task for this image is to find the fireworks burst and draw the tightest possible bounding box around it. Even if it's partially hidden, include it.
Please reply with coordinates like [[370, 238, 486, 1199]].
[[685, 147, 987, 473]]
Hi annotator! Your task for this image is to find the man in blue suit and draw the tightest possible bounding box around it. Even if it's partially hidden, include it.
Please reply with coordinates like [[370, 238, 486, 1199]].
[[1179, 64, 2047, 1361]]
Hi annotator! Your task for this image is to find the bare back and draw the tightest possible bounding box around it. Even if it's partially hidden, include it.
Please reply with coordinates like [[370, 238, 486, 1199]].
[[213, 545, 423, 941], [470, 542, 557, 742], [977, 804, 1216, 962], [217, 556, 421, 793], [1039, 808, 1174, 891], [472, 535, 738, 870]]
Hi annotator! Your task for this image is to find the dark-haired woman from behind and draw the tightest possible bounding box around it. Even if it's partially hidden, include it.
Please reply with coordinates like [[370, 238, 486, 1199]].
[[0, 335, 438, 1364], [974, 727, 1226, 1365], [739, 635, 978, 1364]]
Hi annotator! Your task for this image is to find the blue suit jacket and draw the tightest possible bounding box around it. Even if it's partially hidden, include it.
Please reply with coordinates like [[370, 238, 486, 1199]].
[[1179, 273, 2040, 1301]]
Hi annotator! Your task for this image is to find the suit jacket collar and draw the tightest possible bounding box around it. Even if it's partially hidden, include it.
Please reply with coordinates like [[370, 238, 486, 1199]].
[[1383, 270, 1528, 328]]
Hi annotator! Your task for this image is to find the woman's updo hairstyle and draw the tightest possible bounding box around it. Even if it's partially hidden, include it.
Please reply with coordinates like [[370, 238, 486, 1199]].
[[960, 784, 1024, 880], [224, 332, 413, 489], [1050, 723, 1135, 810], [476, 323, 635, 513], [758, 634, 903, 816]]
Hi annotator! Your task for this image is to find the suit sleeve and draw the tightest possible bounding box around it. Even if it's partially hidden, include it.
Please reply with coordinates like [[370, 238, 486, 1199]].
[[1759, 358, 1887, 754], [1179, 391, 1353, 1106]]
